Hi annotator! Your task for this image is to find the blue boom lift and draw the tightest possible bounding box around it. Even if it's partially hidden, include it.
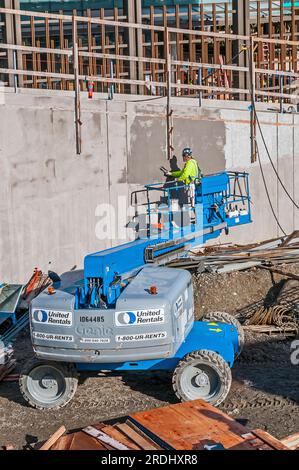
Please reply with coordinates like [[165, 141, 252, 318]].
[[18, 171, 252, 410]]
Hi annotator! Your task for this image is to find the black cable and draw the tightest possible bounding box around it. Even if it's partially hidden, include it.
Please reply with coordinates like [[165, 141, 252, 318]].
[[255, 142, 287, 236], [253, 107, 299, 210], [246, 46, 287, 235], [125, 95, 165, 103], [245, 47, 299, 210]]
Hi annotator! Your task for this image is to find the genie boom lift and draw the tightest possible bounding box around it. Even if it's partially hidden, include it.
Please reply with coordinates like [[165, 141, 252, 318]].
[[19, 171, 251, 409]]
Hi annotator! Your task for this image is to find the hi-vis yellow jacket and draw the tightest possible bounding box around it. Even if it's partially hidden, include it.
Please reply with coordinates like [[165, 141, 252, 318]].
[[171, 158, 200, 185]]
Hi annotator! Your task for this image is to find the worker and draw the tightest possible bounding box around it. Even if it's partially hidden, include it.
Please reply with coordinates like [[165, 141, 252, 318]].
[[166, 148, 201, 185]]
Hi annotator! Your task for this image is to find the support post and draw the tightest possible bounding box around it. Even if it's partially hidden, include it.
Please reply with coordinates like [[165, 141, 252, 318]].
[[13, 0, 23, 87], [123, 0, 137, 94], [108, 60, 114, 100], [4, 0, 14, 87], [279, 75, 283, 114], [72, 16, 81, 155], [232, 0, 250, 100], [165, 27, 173, 161], [135, 0, 143, 94], [198, 66, 202, 107], [13, 49, 17, 92], [249, 36, 256, 163]]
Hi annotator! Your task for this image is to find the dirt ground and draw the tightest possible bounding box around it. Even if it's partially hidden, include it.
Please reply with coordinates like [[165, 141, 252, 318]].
[[0, 266, 299, 449]]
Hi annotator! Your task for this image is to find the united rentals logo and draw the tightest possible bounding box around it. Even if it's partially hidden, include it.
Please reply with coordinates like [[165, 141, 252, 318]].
[[115, 309, 165, 327], [32, 309, 73, 327], [33, 309, 48, 323], [116, 311, 137, 326], [291, 340, 299, 365]]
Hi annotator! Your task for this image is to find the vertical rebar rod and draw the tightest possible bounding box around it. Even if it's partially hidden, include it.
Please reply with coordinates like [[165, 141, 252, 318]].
[[198, 66, 202, 107], [109, 60, 114, 100], [72, 15, 81, 155], [13, 50, 18, 92]]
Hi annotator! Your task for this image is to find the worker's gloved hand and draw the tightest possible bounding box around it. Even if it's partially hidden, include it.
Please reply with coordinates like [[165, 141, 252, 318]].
[[160, 166, 169, 176], [165, 172, 172, 177]]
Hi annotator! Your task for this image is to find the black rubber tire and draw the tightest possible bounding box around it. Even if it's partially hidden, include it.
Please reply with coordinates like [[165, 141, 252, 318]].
[[19, 358, 78, 410], [202, 311, 245, 356], [172, 349, 232, 407]]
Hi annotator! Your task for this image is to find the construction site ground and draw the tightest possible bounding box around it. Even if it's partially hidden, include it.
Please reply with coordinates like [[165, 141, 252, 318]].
[[0, 265, 298, 449]]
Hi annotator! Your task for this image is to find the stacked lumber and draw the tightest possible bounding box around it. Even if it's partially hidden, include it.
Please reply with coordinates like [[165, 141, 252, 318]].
[[0, 344, 16, 383], [169, 231, 299, 273], [36, 400, 299, 451]]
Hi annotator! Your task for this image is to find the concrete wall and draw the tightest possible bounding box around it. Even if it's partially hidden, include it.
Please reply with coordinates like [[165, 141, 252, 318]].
[[0, 88, 298, 282]]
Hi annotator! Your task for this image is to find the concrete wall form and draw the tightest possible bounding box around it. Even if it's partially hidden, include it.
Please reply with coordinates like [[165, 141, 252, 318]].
[[0, 89, 298, 282]]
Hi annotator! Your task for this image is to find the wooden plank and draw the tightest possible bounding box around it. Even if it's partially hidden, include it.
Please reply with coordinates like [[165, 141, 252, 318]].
[[114, 7, 120, 93], [68, 431, 108, 450], [200, 4, 207, 83], [175, 4, 183, 91], [280, 432, 299, 450], [39, 426, 66, 450], [115, 422, 159, 450], [254, 36, 299, 47], [87, 9, 93, 77], [45, 17, 52, 89], [280, 0, 286, 79], [212, 3, 218, 90], [0, 44, 165, 64], [243, 325, 297, 336], [251, 429, 290, 450], [50, 39, 56, 88], [59, 12, 66, 90], [130, 400, 255, 451], [224, 2, 231, 96], [172, 58, 248, 73], [2, 444, 14, 450], [83, 426, 129, 450], [256, 264, 299, 280], [188, 4, 195, 93], [13, 0, 23, 88], [150, 5, 158, 88], [100, 425, 141, 450], [0, 7, 250, 41], [0, 67, 250, 95], [36, 39, 41, 87], [50, 434, 75, 451], [268, 0, 274, 73], [100, 8, 106, 93], [291, 0, 297, 72], [30, 16, 37, 88], [0, 7, 166, 32]]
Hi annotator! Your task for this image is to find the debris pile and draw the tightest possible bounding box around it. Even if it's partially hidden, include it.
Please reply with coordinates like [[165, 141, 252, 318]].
[[236, 275, 299, 336], [0, 268, 53, 345], [169, 231, 299, 274], [31, 400, 299, 451]]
